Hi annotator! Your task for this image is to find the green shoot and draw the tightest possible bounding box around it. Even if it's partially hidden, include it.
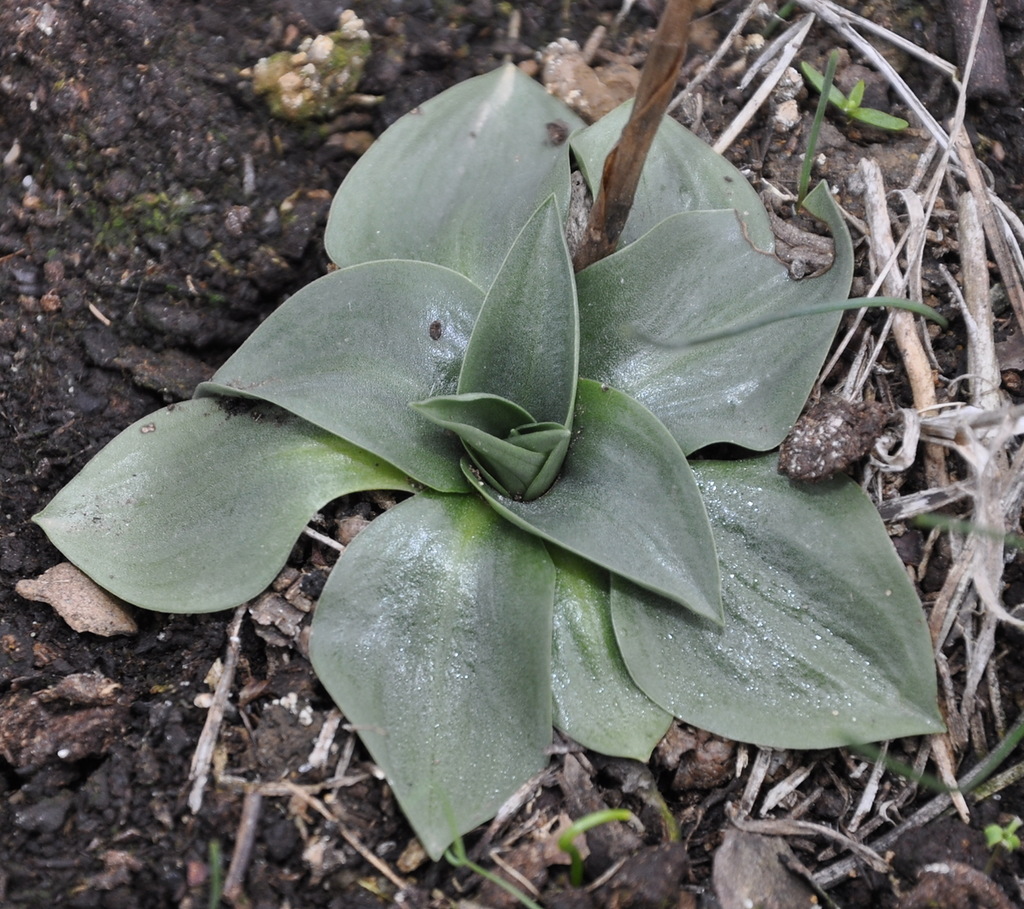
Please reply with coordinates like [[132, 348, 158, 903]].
[[984, 817, 1021, 874], [207, 840, 223, 909], [638, 295, 948, 351], [798, 50, 839, 206], [557, 809, 634, 887], [912, 513, 1024, 550], [444, 834, 544, 909], [849, 741, 952, 794], [801, 60, 909, 132], [763, 1, 796, 39], [985, 817, 1021, 851]]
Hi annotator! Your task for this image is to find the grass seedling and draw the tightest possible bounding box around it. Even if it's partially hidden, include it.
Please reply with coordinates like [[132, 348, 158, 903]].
[[762, 1, 796, 39], [797, 50, 839, 207], [558, 809, 635, 887], [801, 59, 909, 132], [913, 513, 1024, 550]]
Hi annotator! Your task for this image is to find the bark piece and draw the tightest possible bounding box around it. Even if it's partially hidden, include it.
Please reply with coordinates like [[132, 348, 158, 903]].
[[713, 830, 818, 909], [16, 562, 138, 636]]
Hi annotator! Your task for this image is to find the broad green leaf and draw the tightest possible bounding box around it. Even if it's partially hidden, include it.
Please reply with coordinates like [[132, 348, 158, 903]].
[[309, 492, 555, 860], [611, 456, 944, 749], [33, 399, 414, 613], [576, 181, 853, 454], [849, 107, 909, 131], [325, 65, 585, 288], [459, 195, 578, 428], [470, 379, 721, 622], [550, 547, 672, 760], [198, 260, 484, 493], [800, 62, 848, 110], [569, 103, 775, 253]]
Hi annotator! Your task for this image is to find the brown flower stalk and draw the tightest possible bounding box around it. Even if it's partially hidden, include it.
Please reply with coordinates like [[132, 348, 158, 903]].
[[572, 0, 695, 272]]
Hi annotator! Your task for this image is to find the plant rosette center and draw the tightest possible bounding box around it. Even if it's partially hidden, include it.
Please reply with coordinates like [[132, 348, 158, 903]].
[[33, 65, 943, 860]]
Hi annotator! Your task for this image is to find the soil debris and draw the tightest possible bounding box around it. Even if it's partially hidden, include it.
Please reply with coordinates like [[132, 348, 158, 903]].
[[15, 563, 138, 636]]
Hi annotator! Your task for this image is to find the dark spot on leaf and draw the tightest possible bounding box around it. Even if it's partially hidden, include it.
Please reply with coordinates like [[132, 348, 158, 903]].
[[429, 320, 443, 340], [546, 120, 569, 146]]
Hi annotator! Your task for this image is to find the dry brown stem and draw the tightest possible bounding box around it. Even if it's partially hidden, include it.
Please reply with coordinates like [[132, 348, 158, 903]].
[[572, 0, 694, 271]]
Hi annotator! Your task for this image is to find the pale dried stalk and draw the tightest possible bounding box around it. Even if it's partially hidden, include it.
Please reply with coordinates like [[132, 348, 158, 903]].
[[960, 610, 1000, 727], [188, 602, 246, 813], [735, 747, 774, 818], [712, 15, 814, 154], [727, 804, 890, 873], [929, 532, 986, 662], [669, 0, 761, 109], [847, 742, 887, 833], [223, 789, 263, 904], [932, 734, 970, 822], [857, 158, 946, 487], [761, 764, 813, 815], [847, 188, 933, 401], [952, 128, 1024, 336]]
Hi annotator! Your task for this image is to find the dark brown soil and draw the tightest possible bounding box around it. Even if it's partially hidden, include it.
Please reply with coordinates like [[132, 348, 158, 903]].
[[2, 2, 1024, 907]]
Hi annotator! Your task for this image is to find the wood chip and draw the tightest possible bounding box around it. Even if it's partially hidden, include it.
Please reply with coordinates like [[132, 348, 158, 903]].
[[16, 563, 137, 636]]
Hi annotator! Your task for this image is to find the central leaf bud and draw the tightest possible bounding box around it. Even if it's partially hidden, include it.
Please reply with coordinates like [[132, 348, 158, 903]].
[[414, 194, 579, 499], [410, 394, 570, 500]]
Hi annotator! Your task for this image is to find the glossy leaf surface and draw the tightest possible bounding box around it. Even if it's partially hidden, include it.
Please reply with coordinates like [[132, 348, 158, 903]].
[[576, 182, 853, 454], [198, 261, 483, 492], [472, 379, 721, 621], [325, 65, 585, 288], [550, 547, 672, 760], [569, 102, 775, 252], [34, 399, 414, 613], [611, 456, 943, 748], [309, 492, 555, 859]]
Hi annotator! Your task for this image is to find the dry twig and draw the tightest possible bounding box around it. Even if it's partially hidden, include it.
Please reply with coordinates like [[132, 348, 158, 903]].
[[711, 15, 814, 154], [188, 603, 246, 813], [856, 158, 948, 488], [573, 0, 694, 270]]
